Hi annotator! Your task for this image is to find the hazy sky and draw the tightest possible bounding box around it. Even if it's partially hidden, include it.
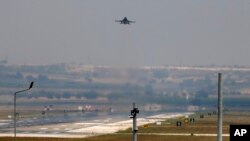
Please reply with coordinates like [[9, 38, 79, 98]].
[[0, 0, 250, 67]]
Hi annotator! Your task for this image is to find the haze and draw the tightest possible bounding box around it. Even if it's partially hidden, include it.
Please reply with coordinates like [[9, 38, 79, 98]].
[[0, 0, 250, 67]]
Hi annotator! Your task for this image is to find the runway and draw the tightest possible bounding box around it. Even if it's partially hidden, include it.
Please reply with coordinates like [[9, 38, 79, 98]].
[[0, 112, 192, 138]]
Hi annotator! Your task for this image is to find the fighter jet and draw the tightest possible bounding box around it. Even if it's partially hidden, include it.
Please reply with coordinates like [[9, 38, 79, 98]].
[[115, 17, 135, 25]]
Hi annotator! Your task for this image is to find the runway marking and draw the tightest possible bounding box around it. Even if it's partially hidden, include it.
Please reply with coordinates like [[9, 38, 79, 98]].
[[37, 131, 46, 134], [0, 120, 11, 122], [40, 128, 48, 130], [64, 128, 72, 130], [53, 128, 59, 130], [0, 123, 8, 126], [74, 122, 102, 125]]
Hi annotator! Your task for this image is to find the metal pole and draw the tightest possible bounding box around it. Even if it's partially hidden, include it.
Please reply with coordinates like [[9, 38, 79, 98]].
[[130, 102, 139, 141], [14, 93, 16, 141], [13, 82, 34, 141], [132, 103, 137, 141], [217, 73, 222, 141]]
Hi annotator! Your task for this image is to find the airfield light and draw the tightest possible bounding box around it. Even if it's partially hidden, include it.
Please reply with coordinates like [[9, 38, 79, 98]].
[[14, 81, 34, 141], [29, 81, 34, 89]]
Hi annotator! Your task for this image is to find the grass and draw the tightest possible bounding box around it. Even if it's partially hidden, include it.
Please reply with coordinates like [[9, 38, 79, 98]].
[[1, 111, 249, 141], [119, 111, 250, 135]]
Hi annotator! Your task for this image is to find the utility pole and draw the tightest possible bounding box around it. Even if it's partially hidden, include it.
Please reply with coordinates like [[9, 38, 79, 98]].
[[217, 73, 222, 141], [14, 82, 33, 141], [129, 103, 139, 141]]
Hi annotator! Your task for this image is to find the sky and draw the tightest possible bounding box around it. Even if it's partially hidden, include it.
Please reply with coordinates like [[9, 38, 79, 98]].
[[0, 0, 250, 67]]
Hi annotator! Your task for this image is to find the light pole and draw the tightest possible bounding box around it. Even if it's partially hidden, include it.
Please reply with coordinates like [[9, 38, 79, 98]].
[[14, 81, 34, 141], [129, 103, 139, 141]]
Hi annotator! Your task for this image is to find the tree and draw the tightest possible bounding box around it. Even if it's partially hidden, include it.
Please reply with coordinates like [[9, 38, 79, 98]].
[[26, 75, 35, 82], [62, 92, 71, 99], [76, 94, 82, 99], [153, 70, 168, 79], [37, 74, 49, 82], [55, 94, 61, 99], [83, 91, 98, 99], [145, 84, 153, 95], [195, 89, 209, 99], [15, 72, 23, 79]]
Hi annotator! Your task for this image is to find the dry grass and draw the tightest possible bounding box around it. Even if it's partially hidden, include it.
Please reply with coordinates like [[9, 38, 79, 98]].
[[0, 135, 229, 141], [119, 111, 250, 134]]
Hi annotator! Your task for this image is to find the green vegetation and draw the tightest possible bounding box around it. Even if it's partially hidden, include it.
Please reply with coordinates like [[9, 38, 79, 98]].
[[1, 63, 250, 112]]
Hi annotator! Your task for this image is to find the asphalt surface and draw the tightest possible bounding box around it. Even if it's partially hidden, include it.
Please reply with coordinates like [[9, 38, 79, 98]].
[[0, 112, 192, 138]]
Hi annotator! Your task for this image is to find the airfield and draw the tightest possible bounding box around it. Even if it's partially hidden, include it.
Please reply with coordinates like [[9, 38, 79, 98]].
[[0, 112, 191, 138], [1, 111, 250, 141]]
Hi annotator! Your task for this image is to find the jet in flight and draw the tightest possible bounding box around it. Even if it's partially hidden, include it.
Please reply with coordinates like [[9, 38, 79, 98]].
[[115, 17, 135, 25]]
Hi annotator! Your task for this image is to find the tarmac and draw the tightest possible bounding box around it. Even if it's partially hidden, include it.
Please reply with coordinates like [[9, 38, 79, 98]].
[[0, 112, 192, 138]]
